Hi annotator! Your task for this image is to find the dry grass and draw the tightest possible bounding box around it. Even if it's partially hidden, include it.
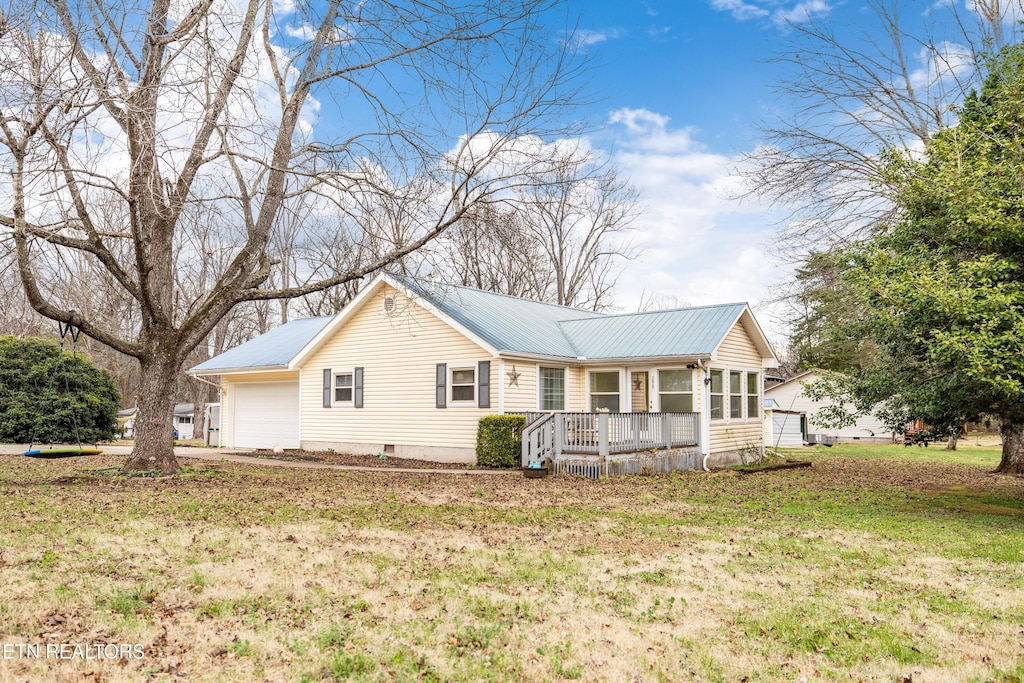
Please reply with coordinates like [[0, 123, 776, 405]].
[[0, 445, 1022, 682]]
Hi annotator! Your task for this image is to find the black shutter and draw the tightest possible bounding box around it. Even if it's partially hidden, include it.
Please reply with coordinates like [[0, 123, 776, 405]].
[[478, 361, 490, 409], [436, 363, 447, 408], [323, 368, 332, 408], [354, 367, 364, 408]]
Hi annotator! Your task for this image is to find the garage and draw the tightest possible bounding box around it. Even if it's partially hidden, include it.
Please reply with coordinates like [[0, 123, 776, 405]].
[[231, 381, 300, 449]]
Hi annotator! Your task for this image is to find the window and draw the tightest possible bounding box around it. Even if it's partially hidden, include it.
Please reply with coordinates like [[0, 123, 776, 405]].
[[540, 367, 565, 411], [709, 370, 723, 420], [334, 372, 353, 402], [730, 371, 743, 418], [178, 416, 193, 424], [590, 371, 620, 412], [451, 368, 475, 402], [658, 369, 693, 412], [747, 372, 759, 419]]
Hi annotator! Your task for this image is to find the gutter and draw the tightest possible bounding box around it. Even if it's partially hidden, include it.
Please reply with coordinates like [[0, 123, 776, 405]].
[[497, 351, 710, 366], [188, 364, 291, 376]]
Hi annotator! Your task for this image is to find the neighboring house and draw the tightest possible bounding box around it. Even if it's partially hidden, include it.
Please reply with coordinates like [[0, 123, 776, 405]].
[[173, 403, 196, 440], [190, 272, 778, 466], [117, 407, 137, 438], [764, 370, 895, 444]]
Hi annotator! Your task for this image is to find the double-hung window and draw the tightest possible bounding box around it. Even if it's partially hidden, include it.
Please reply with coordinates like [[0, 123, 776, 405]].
[[451, 368, 475, 403], [709, 370, 724, 420], [658, 369, 693, 412], [540, 367, 565, 411], [589, 371, 620, 412], [334, 372, 353, 403], [747, 372, 759, 419], [730, 371, 743, 418]]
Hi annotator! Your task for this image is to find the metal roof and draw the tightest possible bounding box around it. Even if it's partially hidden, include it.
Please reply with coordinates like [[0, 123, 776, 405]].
[[559, 303, 746, 359], [192, 274, 767, 372], [189, 316, 333, 373], [392, 274, 599, 357]]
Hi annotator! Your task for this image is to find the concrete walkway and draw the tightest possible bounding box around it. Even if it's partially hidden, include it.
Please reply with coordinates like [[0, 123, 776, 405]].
[[1, 443, 514, 475]]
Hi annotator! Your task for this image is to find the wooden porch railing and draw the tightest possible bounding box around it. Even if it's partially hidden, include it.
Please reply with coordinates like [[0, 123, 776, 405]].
[[520, 412, 700, 467]]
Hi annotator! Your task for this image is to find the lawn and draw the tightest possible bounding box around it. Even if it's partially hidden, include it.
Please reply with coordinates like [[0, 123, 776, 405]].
[[0, 444, 1022, 682]]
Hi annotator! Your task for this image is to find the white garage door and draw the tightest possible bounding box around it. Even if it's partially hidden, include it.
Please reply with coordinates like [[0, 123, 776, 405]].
[[232, 381, 300, 449]]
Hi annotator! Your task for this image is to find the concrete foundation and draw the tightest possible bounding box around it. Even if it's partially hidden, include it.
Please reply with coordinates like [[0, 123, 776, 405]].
[[301, 441, 475, 464]]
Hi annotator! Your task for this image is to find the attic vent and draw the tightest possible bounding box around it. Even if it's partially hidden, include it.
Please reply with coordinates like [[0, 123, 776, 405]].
[[382, 294, 396, 315]]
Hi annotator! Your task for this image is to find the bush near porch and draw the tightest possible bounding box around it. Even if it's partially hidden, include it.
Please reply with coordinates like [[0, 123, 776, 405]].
[[475, 414, 526, 468]]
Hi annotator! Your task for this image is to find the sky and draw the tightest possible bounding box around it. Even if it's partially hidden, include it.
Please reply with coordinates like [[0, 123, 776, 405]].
[[562, 0, 814, 334], [554, 0, 1000, 343]]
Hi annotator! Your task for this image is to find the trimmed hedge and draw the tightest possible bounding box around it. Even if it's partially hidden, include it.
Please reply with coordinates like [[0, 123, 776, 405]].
[[476, 415, 526, 468]]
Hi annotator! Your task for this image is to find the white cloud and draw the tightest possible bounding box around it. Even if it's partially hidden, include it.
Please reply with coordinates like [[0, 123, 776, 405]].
[[909, 40, 974, 90], [603, 107, 790, 329], [772, 0, 832, 26], [709, 0, 832, 26], [711, 0, 770, 21], [574, 28, 624, 47]]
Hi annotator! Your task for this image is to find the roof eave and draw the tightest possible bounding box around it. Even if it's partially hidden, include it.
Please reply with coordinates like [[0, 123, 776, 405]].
[[188, 364, 291, 376], [497, 351, 712, 365]]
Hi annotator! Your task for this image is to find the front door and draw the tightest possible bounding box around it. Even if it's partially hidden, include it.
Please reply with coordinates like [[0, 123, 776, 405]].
[[630, 371, 649, 413]]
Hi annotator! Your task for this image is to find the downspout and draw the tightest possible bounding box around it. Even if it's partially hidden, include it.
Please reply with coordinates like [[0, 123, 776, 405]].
[[697, 359, 711, 472]]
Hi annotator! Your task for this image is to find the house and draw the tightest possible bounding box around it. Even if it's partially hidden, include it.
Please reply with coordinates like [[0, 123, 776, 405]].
[[764, 370, 894, 444], [190, 272, 778, 467], [173, 403, 196, 440]]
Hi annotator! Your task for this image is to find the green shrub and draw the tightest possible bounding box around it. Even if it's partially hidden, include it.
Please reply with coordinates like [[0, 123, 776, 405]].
[[476, 415, 526, 468], [0, 336, 120, 443]]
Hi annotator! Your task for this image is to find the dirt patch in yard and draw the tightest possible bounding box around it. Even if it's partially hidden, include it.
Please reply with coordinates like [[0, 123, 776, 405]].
[[243, 448, 490, 470]]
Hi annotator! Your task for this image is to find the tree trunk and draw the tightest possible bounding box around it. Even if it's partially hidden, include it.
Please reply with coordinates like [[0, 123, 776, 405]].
[[996, 423, 1024, 475], [122, 354, 180, 474]]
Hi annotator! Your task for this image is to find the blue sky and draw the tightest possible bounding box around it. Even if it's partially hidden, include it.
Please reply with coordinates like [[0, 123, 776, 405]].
[[556, 0, 1006, 342], [568, 0, 801, 334]]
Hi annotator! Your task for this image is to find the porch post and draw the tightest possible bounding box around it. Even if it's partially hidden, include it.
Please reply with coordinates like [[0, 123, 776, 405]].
[[598, 413, 609, 457], [554, 413, 564, 458]]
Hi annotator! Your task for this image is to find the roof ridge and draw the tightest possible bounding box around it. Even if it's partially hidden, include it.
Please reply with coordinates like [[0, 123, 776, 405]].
[[388, 271, 605, 316], [558, 301, 747, 324]]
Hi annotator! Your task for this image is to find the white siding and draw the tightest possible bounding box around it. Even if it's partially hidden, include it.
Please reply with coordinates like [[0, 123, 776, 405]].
[[299, 285, 495, 460], [765, 372, 894, 442], [709, 322, 765, 457]]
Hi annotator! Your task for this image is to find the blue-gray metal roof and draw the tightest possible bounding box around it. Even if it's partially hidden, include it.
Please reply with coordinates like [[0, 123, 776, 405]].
[[392, 274, 598, 357], [190, 316, 333, 373], [558, 303, 746, 359], [394, 274, 748, 359], [193, 275, 757, 372]]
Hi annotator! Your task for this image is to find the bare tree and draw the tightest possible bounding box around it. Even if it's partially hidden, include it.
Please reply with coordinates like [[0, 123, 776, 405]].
[[741, 0, 1024, 255], [514, 147, 640, 310], [0, 0, 582, 472], [423, 145, 640, 310]]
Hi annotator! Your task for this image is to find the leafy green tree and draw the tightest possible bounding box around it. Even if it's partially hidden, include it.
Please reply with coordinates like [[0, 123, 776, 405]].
[[785, 250, 876, 373], [0, 337, 120, 444], [833, 42, 1024, 473]]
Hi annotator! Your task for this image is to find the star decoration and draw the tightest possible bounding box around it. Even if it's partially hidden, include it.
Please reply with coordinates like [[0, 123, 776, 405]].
[[506, 365, 521, 388]]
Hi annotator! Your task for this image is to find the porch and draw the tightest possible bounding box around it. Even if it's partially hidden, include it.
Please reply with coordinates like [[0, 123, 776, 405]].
[[520, 411, 703, 478]]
